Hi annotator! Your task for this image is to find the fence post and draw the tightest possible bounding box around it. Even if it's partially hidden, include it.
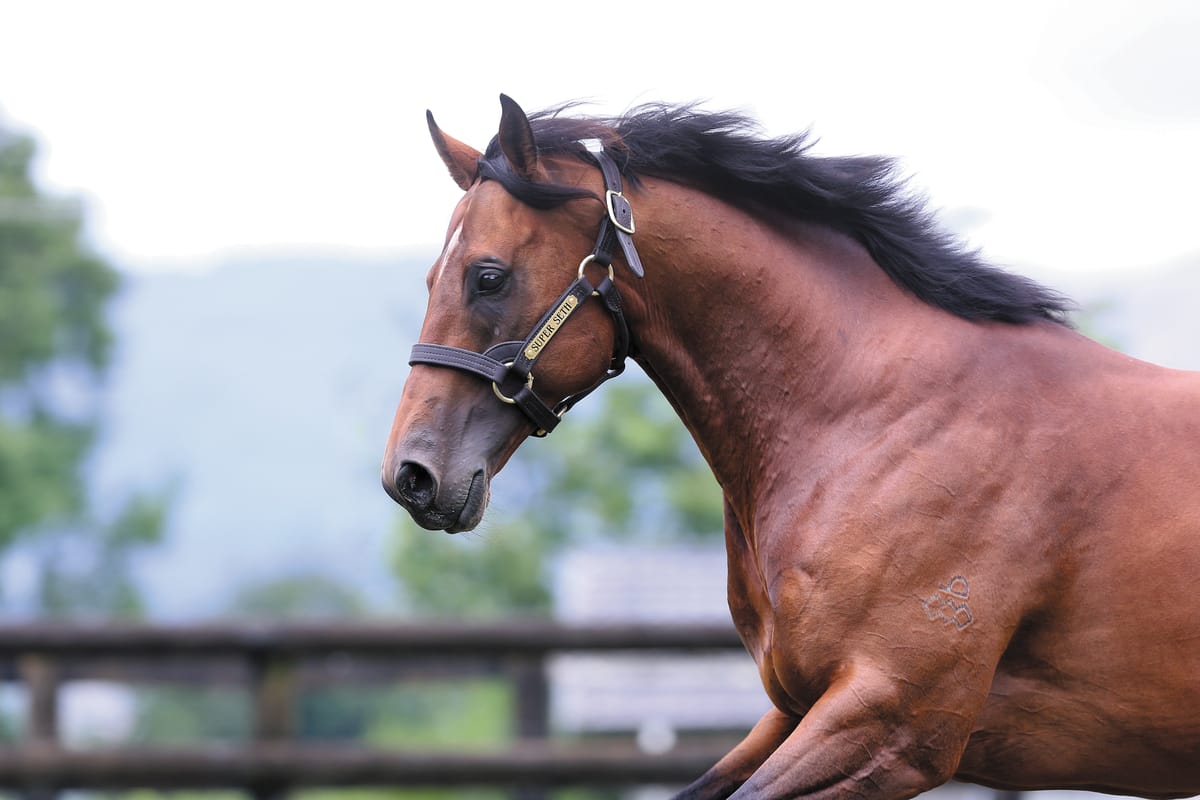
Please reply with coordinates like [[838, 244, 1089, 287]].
[[510, 655, 548, 740], [252, 654, 295, 741], [19, 655, 58, 745], [509, 655, 549, 800], [249, 653, 295, 800], [18, 654, 59, 800]]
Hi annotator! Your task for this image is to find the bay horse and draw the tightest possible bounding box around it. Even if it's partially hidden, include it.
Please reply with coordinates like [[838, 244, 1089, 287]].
[[382, 95, 1200, 799]]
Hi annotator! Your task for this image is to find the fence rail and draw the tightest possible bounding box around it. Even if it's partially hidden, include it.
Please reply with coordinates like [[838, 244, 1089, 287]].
[[0, 621, 748, 796], [0, 742, 734, 789], [0, 620, 744, 655]]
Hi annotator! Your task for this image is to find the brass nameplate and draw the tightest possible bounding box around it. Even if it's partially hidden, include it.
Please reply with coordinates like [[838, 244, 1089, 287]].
[[524, 295, 580, 360]]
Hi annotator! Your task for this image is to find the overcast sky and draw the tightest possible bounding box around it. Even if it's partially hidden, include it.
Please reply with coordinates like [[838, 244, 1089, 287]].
[[2, 0, 1198, 277]]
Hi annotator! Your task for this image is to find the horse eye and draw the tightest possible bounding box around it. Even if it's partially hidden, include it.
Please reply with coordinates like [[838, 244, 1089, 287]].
[[475, 267, 508, 295]]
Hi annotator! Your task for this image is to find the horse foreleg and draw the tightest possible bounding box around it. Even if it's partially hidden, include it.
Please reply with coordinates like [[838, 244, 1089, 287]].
[[672, 707, 799, 800], [726, 669, 968, 800]]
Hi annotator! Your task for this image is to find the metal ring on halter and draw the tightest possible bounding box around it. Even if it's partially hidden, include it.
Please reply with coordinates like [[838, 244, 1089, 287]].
[[578, 254, 614, 296], [492, 361, 534, 404]]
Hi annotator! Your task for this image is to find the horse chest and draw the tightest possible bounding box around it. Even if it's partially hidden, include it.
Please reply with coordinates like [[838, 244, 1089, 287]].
[[726, 552, 833, 716]]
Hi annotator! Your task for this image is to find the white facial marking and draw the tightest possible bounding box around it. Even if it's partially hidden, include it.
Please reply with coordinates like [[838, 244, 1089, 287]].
[[432, 222, 464, 288]]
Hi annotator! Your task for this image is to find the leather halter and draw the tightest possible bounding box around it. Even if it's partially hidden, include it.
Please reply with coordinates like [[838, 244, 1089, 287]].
[[408, 140, 644, 436]]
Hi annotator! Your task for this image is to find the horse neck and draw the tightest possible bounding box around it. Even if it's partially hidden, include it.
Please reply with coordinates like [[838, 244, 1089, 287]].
[[619, 179, 957, 509]]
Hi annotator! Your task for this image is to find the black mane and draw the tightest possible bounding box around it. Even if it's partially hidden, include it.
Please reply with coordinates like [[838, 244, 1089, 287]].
[[480, 103, 1073, 326]]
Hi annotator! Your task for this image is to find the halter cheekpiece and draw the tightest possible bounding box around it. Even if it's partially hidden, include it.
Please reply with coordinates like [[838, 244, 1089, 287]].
[[408, 140, 644, 436]]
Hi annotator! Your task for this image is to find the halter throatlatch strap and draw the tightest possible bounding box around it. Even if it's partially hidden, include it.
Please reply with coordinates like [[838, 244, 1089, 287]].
[[408, 140, 643, 436]]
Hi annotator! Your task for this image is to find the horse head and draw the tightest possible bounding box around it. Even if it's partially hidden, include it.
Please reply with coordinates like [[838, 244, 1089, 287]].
[[381, 95, 636, 532]]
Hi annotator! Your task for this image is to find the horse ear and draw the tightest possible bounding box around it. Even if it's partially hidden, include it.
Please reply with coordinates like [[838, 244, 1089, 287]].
[[497, 94, 539, 181], [427, 110, 481, 191]]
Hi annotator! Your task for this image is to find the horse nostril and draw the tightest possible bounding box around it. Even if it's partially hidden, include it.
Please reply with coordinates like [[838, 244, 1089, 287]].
[[394, 461, 437, 510]]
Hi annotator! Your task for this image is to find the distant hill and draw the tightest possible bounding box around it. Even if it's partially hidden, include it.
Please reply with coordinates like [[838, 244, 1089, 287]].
[[90, 250, 1200, 618], [93, 252, 433, 617]]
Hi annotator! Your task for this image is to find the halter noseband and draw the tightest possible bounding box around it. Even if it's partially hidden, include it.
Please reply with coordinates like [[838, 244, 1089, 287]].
[[408, 140, 644, 437]]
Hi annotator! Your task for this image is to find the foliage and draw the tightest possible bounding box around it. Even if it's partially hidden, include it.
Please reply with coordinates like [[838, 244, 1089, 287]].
[[130, 686, 250, 745], [0, 120, 163, 616], [0, 128, 113, 545], [391, 378, 724, 617], [363, 679, 511, 748], [394, 520, 553, 617], [32, 489, 169, 618], [228, 572, 367, 619]]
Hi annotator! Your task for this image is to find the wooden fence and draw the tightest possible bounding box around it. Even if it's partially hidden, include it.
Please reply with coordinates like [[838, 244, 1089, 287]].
[[0, 621, 749, 797]]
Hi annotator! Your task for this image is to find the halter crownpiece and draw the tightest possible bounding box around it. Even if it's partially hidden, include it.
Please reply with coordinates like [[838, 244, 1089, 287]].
[[578, 139, 644, 278], [408, 141, 644, 436]]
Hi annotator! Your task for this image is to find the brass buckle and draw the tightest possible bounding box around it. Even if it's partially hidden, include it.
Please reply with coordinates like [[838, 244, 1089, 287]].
[[492, 361, 534, 404], [605, 190, 635, 235]]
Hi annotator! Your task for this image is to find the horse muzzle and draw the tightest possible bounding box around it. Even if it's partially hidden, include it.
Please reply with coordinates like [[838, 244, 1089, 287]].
[[382, 456, 490, 533], [382, 360, 533, 533]]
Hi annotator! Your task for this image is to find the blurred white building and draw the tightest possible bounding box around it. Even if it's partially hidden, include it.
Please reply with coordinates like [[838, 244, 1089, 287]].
[[550, 546, 770, 740]]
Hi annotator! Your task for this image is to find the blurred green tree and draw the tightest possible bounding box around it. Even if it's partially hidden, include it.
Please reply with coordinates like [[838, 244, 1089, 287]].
[[228, 572, 368, 619], [391, 379, 724, 617], [0, 121, 164, 617]]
